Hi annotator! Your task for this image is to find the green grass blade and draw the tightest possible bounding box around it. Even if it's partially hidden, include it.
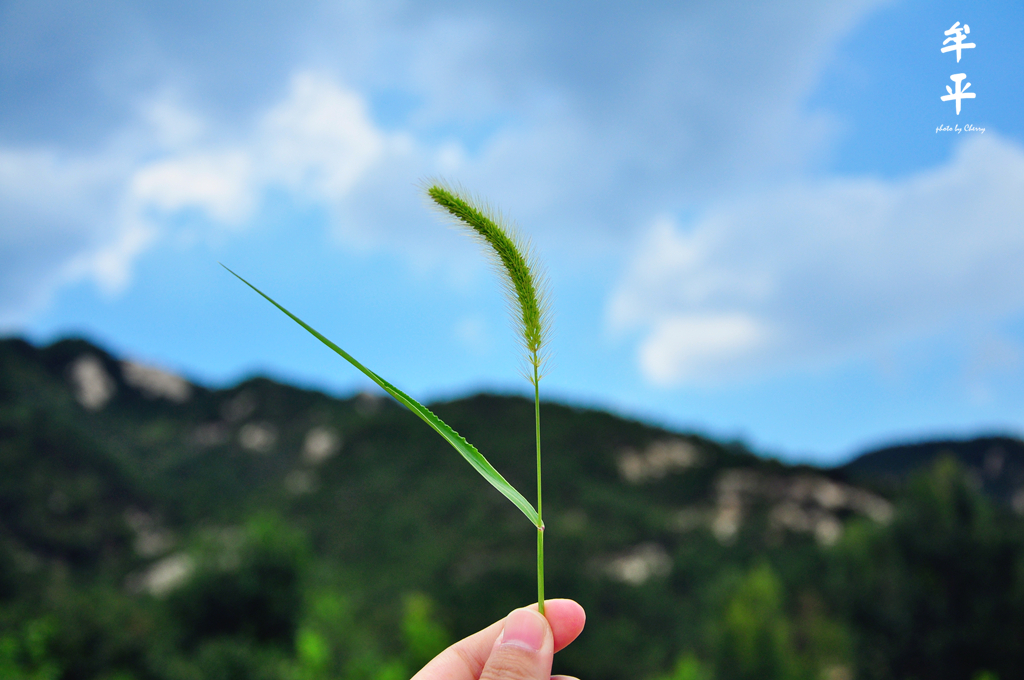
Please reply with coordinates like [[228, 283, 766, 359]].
[[222, 264, 539, 526]]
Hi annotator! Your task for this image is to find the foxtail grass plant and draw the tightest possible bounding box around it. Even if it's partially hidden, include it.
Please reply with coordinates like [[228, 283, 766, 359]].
[[223, 183, 551, 614]]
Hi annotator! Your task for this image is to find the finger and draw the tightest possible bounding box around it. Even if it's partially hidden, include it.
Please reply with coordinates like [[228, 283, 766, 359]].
[[411, 618, 503, 680], [479, 607, 553, 680], [524, 599, 586, 653], [411, 600, 586, 680], [551, 676, 581, 680]]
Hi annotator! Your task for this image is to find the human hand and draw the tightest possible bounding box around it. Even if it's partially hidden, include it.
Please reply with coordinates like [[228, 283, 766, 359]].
[[412, 599, 586, 680]]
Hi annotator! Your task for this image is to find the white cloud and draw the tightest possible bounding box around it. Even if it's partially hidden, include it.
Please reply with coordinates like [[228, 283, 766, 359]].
[[65, 219, 158, 295], [129, 71, 397, 225], [0, 146, 131, 325], [131, 151, 255, 224], [0, 71, 405, 326], [260, 72, 392, 197], [639, 313, 770, 385], [610, 134, 1024, 386], [140, 94, 207, 149]]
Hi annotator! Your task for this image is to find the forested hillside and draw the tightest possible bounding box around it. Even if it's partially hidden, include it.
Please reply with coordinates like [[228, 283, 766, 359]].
[[2, 337, 1023, 680]]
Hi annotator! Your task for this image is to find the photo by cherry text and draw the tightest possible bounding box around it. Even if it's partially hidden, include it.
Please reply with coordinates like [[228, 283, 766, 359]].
[[936, 123, 985, 133]]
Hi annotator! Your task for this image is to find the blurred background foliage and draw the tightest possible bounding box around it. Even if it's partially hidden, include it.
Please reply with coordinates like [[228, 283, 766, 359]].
[[2, 337, 1024, 680]]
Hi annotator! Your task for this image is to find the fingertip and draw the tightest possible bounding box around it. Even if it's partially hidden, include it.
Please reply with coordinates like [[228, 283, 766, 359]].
[[501, 607, 551, 653], [528, 599, 586, 653]]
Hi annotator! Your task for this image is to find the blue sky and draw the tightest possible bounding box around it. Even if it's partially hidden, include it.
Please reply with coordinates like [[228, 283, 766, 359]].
[[2, 0, 1023, 464]]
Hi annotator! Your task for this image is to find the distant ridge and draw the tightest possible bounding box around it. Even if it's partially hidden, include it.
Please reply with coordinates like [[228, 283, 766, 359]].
[[840, 435, 1024, 506], [6, 334, 1024, 481]]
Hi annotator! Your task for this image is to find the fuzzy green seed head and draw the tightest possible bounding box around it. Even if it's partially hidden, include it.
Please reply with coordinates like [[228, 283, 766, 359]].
[[427, 183, 549, 380]]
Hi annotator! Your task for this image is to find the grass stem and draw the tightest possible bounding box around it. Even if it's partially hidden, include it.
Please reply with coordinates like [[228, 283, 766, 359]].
[[535, 359, 544, 616]]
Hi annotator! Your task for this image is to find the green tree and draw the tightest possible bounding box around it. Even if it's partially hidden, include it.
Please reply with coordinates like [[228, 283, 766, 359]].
[[831, 456, 1024, 680], [653, 652, 714, 680], [715, 563, 800, 680], [0, 617, 60, 680], [400, 592, 450, 672]]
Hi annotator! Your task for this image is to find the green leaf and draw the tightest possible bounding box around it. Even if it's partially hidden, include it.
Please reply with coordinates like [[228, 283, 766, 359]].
[[222, 264, 539, 526]]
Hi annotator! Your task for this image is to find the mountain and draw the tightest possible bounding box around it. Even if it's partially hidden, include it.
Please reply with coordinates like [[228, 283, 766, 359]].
[[2, 336, 1023, 680], [839, 436, 1024, 509]]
